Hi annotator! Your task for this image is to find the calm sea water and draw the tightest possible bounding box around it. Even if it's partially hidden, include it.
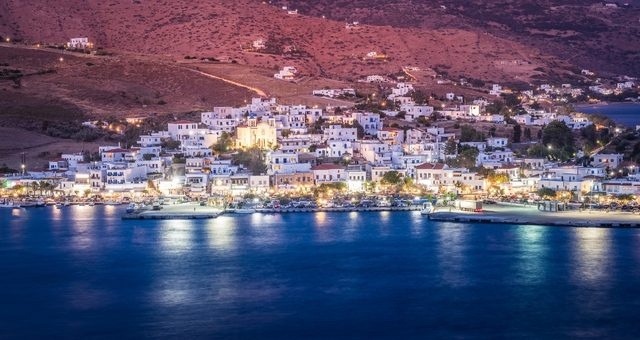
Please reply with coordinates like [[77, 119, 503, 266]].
[[2, 206, 640, 339], [577, 103, 640, 127]]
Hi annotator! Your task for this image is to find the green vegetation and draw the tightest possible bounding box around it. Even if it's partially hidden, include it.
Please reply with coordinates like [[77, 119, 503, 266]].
[[211, 132, 234, 155], [232, 148, 267, 175], [381, 171, 403, 186], [539, 121, 575, 161], [459, 124, 485, 142], [447, 145, 479, 169], [444, 139, 457, 155], [512, 124, 521, 143], [537, 187, 557, 198]]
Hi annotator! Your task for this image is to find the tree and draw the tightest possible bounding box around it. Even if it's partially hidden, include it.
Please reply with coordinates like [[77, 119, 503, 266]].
[[211, 132, 234, 155], [447, 146, 479, 169], [542, 121, 575, 161], [381, 171, 403, 186], [232, 148, 267, 175], [460, 125, 484, 142], [512, 124, 522, 143], [537, 187, 557, 199], [444, 138, 458, 155], [524, 127, 532, 141], [349, 121, 365, 139]]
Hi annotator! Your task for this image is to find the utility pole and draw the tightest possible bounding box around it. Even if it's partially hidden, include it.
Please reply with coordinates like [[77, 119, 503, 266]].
[[20, 152, 26, 175]]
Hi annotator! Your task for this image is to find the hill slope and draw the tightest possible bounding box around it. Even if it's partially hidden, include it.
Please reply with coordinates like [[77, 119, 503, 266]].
[[272, 0, 640, 77], [0, 0, 576, 83]]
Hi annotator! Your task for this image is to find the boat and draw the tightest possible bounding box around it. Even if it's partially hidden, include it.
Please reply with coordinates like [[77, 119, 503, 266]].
[[420, 202, 434, 215], [63, 201, 71, 207], [88, 201, 95, 206], [21, 200, 45, 208], [0, 200, 20, 209], [55, 202, 63, 209], [126, 203, 137, 213], [234, 208, 256, 214]]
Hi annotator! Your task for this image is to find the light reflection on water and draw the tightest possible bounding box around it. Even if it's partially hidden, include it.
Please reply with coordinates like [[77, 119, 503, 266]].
[[572, 228, 612, 286], [515, 226, 547, 284], [70, 207, 95, 251], [436, 223, 468, 287], [314, 212, 333, 243], [160, 220, 194, 253], [206, 217, 237, 252]]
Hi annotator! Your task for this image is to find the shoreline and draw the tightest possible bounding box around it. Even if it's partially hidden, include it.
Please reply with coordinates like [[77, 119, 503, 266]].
[[117, 203, 640, 228]]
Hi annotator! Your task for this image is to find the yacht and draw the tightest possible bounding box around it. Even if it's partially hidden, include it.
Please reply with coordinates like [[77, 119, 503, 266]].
[[126, 203, 137, 213], [420, 202, 434, 215]]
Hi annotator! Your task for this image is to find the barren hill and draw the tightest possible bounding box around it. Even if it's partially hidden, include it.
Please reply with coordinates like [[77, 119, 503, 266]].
[[272, 0, 640, 77], [0, 0, 576, 84]]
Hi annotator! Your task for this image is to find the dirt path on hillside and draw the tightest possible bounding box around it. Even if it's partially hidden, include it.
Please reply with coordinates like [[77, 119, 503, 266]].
[[186, 67, 267, 97]]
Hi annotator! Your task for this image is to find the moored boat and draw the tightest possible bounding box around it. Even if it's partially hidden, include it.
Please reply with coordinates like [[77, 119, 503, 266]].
[[420, 202, 434, 215], [126, 203, 137, 213], [234, 208, 256, 214]]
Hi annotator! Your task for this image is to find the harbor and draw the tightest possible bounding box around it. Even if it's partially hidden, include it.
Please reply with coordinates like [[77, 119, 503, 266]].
[[121, 203, 423, 219]]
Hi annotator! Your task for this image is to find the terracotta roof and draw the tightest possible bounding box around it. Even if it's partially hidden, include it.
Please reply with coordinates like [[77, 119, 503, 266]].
[[171, 120, 196, 124], [311, 163, 345, 171], [415, 162, 446, 170]]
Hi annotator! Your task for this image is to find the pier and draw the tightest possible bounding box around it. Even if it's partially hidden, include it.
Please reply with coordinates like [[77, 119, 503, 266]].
[[428, 204, 640, 228]]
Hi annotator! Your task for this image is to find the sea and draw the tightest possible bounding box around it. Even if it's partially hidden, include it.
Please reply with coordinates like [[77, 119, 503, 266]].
[[2, 206, 640, 338], [577, 103, 640, 127]]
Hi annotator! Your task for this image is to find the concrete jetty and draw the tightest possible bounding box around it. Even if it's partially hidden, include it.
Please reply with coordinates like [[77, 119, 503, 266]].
[[254, 206, 421, 214], [428, 203, 640, 228], [122, 204, 223, 220]]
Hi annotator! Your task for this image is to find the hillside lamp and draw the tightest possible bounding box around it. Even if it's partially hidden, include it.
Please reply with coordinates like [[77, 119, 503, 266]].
[[59, 57, 64, 62], [5, 37, 10, 42]]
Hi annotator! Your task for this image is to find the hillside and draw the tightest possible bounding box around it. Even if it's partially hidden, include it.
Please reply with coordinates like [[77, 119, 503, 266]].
[[0, 0, 575, 84], [0, 45, 254, 117], [272, 0, 640, 77]]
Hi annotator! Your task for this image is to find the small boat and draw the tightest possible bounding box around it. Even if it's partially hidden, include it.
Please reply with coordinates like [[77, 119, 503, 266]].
[[88, 201, 95, 206], [0, 200, 20, 209], [55, 202, 63, 209], [126, 203, 137, 213], [420, 202, 434, 215], [63, 201, 71, 207], [234, 208, 256, 214]]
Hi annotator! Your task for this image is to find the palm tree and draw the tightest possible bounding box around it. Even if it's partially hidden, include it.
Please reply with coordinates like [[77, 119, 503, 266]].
[[30, 182, 39, 196]]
